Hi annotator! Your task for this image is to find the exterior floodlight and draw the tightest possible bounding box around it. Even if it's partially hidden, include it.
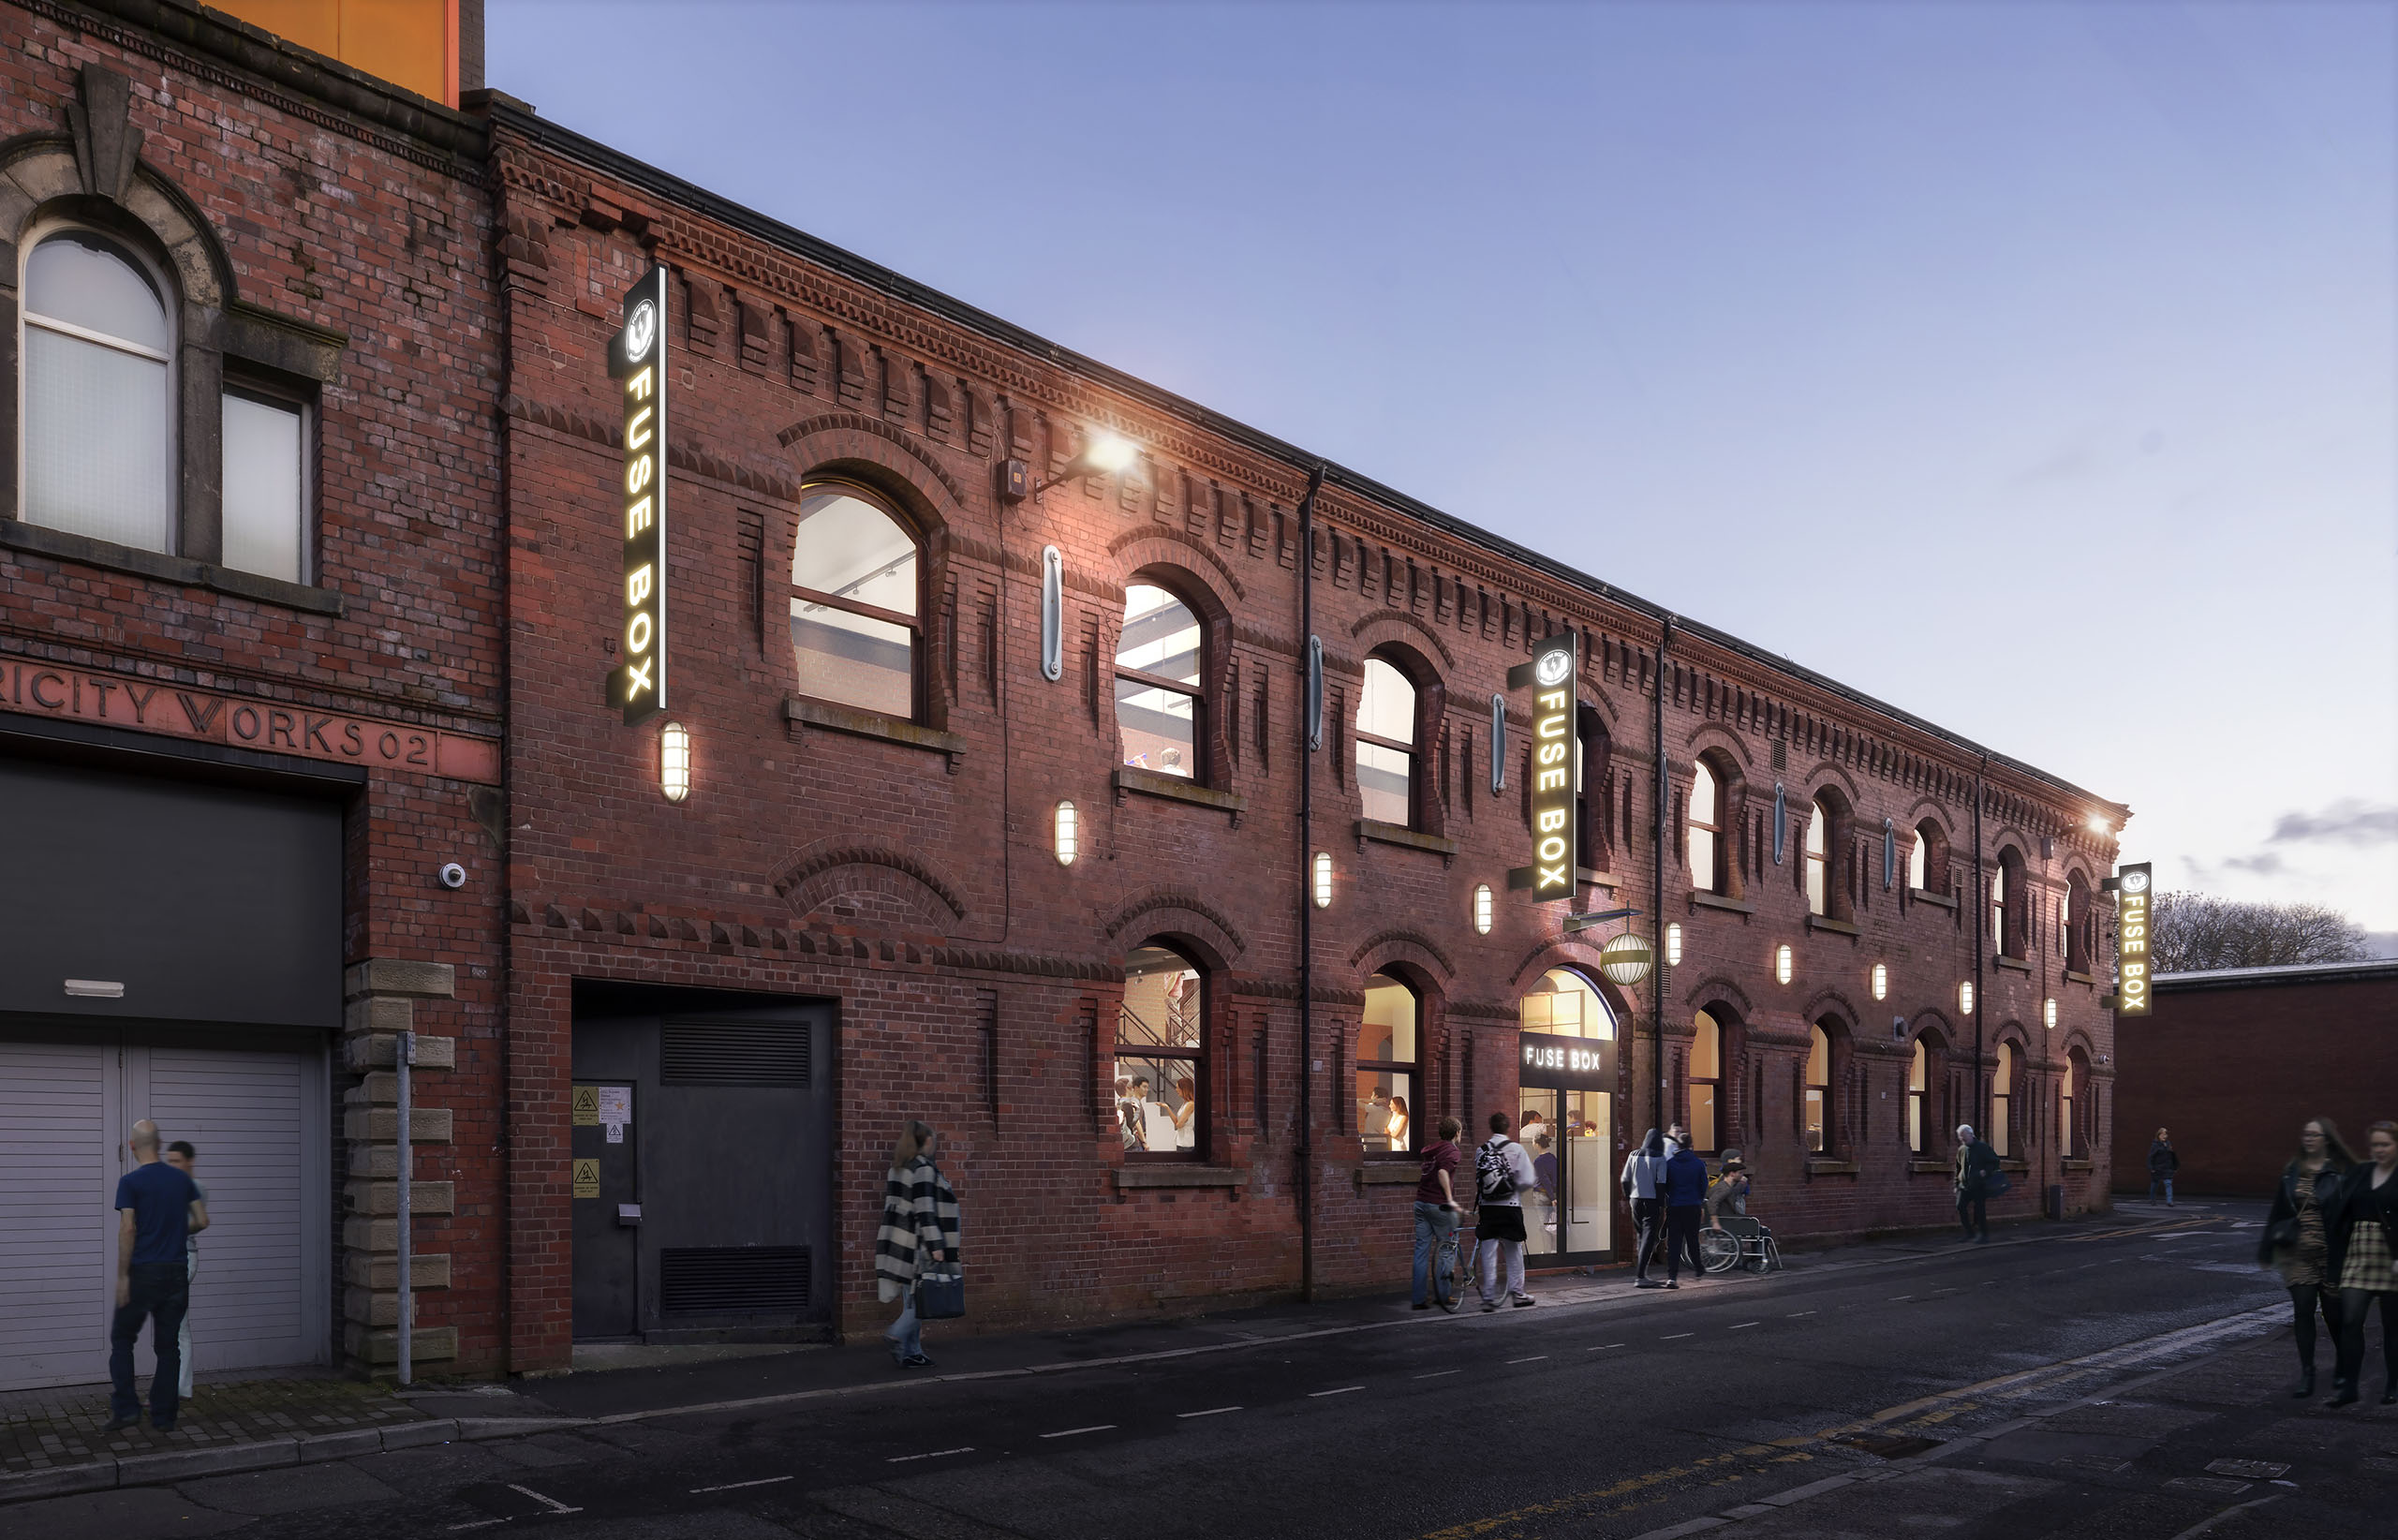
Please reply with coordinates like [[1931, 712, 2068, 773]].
[[659, 721, 690, 804], [1473, 884, 1493, 935], [1002, 427, 1144, 499], [1775, 944, 1793, 985], [1081, 432, 1137, 474], [1312, 851, 1333, 909], [2086, 814, 2111, 835], [1665, 922, 1682, 968], [1054, 801, 1077, 866]]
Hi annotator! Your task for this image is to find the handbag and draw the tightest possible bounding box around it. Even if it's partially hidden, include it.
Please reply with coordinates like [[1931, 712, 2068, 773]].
[[1983, 1168, 2012, 1198], [913, 1266, 965, 1321]]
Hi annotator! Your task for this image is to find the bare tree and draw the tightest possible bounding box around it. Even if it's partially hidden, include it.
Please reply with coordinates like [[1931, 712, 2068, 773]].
[[2147, 891, 2372, 972]]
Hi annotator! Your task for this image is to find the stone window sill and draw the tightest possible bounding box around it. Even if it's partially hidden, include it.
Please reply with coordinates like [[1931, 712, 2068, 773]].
[[1995, 955, 2032, 975], [1356, 1162, 1422, 1187], [1807, 914, 1861, 938], [1354, 819, 1458, 862], [2064, 970, 2097, 986], [2000, 1159, 2030, 1173], [1909, 888, 1959, 911], [1908, 1159, 1950, 1176], [1689, 891, 1755, 916], [1577, 867, 1617, 889], [1114, 1164, 1245, 1195], [2062, 1158, 2093, 1173], [1806, 1158, 1859, 1177], [783, 697, 965, 771], [1, 518, 344, 616], [1115, 766, 1248, 822]]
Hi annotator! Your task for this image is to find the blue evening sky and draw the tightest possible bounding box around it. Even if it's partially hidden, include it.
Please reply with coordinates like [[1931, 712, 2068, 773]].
[[490, 1, 2398, 946]]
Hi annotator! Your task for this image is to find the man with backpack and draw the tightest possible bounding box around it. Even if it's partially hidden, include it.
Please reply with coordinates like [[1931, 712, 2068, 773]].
[[1473, 1112, 1540, 1311], [1954, 1123, 2002, 1242]]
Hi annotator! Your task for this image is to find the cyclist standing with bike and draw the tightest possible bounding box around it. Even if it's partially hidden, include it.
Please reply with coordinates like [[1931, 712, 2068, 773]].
[[1411, 1116, 1465, 1310]]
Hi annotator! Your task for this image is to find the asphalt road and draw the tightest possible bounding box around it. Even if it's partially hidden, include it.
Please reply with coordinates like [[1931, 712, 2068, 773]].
[[11, 1207, 2362, 1540]]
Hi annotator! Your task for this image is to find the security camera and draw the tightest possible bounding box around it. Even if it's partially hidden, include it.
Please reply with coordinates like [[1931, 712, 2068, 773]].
[[437, 862, 467, 890]]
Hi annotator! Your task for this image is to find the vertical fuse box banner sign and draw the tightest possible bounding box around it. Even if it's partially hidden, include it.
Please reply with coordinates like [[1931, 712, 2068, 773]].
[[612, 266, 671, 726], [2114, 862, 2153, 1015], [1507, 632, 1579, 897]]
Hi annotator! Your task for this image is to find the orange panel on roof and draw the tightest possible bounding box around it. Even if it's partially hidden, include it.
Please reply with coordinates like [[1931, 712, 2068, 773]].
[[210, 0, 457, 106]]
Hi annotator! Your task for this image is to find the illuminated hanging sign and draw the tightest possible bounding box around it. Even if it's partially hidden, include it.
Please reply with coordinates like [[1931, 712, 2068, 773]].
[[1507, 632, 1578, 898], [1517, 1030, 1615, 1090], [2111, 863, 2153, 1015], [611, 266, 671, 726]]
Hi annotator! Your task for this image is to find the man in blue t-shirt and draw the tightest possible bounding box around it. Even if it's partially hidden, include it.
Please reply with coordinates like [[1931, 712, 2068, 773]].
[[109, 1120, 207, 1431]]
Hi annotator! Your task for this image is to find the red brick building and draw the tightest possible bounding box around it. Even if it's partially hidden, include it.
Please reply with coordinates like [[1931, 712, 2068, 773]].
[[2113, 959, 2398, 1198], [485, 106, 2130, 1370], [0, 0, 502, 1388]]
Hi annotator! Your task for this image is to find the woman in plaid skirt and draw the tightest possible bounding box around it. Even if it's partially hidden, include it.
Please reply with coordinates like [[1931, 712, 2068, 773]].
[[2259, 1118, 2352, 1399], [2328, 1119, 2398, 1406]]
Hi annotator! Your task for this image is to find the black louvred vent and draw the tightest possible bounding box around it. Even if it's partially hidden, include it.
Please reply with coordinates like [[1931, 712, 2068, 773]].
[[659, 1247, 811, 1315], [661, 1016, 809, 1086]]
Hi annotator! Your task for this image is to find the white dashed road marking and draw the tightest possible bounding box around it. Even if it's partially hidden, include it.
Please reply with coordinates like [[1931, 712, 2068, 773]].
[[1414, 1370, 1461, 1379], [508, 1486, 583, 1516], [1589, 1343, 1625, 1352], [1732, 1322, 1759, 1329], [1663, 1333, 1694, 1340], [883, 1448, 974, 1464], [1177, 1407, 1242, 1418], [694, 1475, 799, 1491], [1506, 1355, 1548, 1364], [1041, 1426, 1117, 1439]]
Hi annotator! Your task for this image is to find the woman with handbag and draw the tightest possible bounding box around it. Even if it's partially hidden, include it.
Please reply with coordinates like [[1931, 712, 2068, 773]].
[[876, 1120, 961, 1370], [2257, 1117, 2351, 1398], [2329, 1119, 2398, 1406]]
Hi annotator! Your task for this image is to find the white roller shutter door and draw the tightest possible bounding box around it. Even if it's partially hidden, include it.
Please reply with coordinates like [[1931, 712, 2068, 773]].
[[0, 1042, 114, 1389], [145, 1046, 317, 1375]]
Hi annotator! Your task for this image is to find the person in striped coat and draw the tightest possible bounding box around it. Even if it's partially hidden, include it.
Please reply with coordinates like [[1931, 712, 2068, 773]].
[[876, 1120, 960, 1369]]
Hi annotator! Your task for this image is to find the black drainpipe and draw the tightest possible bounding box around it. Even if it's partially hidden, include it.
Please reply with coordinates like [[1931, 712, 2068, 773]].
[[1294, 465, 1326, 1303], [1972, 754, 1989, 1139], [1652, 619, 1672, 1137]]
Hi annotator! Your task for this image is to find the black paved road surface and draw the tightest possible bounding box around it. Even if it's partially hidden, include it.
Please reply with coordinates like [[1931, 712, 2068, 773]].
[[16, 1205, 2394, 1540]]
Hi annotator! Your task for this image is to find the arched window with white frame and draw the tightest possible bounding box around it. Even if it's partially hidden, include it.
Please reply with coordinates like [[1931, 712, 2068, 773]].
[[21, 230, 173, 552], [790, 481, 922, 719], [1116, 581, 1206, 781], [1355, 654, 1419, 827]]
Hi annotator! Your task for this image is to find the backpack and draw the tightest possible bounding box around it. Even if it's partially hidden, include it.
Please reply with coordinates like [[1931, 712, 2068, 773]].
[[1475, 1140, 1516, 1203]]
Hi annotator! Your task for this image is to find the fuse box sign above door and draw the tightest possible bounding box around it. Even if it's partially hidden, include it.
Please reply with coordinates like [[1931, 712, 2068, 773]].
[[2112, 863, 2153, 1016], [611, 266, 671, 726], [1507, 631, 1578, 899]]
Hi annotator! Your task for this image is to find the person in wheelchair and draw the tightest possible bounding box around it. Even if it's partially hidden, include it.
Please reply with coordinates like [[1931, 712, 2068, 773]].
[[1705, 1154, 1753, 1234], [1699, 1153, 1782, 1272]]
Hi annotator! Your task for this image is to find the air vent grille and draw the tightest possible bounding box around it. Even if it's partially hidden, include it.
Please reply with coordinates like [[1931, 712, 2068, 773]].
[[659, 1247, 811, 1315], [661, 1016, 810, 1086]]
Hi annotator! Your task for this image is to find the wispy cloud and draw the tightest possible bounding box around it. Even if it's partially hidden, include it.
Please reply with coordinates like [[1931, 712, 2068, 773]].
[[2267, 801, 2398, 845], [2222, 851, 2286, 875]]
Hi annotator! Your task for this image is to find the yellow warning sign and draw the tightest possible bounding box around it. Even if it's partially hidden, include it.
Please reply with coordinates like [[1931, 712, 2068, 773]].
[[571, 1085, 600, 1127], [572, 1158, 600, 1198]]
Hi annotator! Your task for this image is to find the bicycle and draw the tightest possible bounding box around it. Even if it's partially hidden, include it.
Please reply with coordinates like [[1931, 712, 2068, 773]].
[[1430, 1209, 1473, 1313]]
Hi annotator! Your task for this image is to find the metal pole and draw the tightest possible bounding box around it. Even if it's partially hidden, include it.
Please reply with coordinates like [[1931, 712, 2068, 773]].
[[1970, 760, 1987, 1146], [1294, 465, 1325, 1303], [396, 1029, 414, 1388], [1652, 621, 1672, 1136]]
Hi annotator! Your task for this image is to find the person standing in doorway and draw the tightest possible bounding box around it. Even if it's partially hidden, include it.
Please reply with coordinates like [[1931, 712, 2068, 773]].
[[163, 1141, 208, 1402], [108, 1121, 206, 1431], [1473, 1112, 1539, 1311], [1621, 1128, 1669, 1289], [1411, 1116, 1464, 1309], [1954, 1124, 1999, 1243], [2260, 1117, 2351, 1399], [2148, 1128, 2180, 1207], [2328, 1119, 2398, 1406], [876, 1120, 959, 1370], [1660, 1133, 1710, 1287]]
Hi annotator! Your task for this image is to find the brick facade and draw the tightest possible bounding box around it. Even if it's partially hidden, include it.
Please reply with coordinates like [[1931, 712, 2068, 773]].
[[2112, 962, 2398, 1198], [486, 107, 2125, 1372], [0, 1, 504, 1376]]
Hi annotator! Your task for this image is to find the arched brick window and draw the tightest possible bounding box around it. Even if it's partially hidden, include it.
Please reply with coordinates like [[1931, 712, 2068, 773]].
[[1994, 846, 2029, 959], [1356, 647, 1443, 832], [1806, 788, 1856, 921], [1992, 1041, 2019, 1158], [1909, 818, 1950, 895], [1118, 940, 1206, 1161], [1908, 1029, 1948, 1156], [1116, 578, 1207, 782], [791, 481, 922, 719], [1689, 1009, 1723, 1156], [1803, 1019, 1843, 1155], [2064, 871, 2092, 973], [1576, 706, 1613, 874], [2062, 1046, 2091, 1159], [1356, 972, 1422, 1155]]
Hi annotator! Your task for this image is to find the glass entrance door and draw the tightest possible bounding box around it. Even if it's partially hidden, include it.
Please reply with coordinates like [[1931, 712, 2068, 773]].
[[1520, 1087, 1613, 1263]]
